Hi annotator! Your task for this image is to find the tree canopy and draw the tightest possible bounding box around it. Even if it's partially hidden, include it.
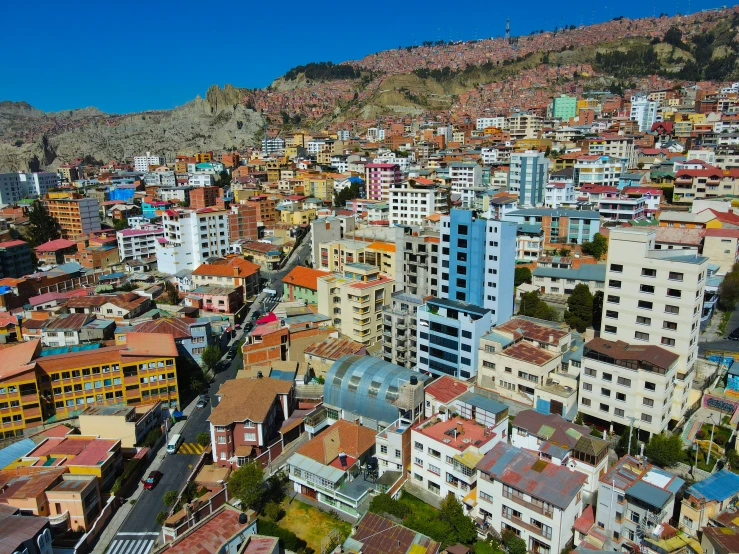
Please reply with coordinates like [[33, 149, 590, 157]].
[[644, 432, 685, 468], [564, 284, 594, 332], [519, 291, 558, 322], [581, 233, 608, 261], [201, 344, 222, 372], [718, 262, 739, 311], [514, 266, 533, 287], [333, 181, 363, 208], [228, 461, 265, 510], [26, 200, 61, 247]]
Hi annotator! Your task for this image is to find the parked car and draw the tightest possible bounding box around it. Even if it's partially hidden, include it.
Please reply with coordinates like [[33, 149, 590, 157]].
[[728, 327, 739, 341], [143, 470, 163, 490], [196, 395, 208, 409]]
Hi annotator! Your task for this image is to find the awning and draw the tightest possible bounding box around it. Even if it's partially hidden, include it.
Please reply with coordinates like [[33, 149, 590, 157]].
[[256, 312, 277, 325], [235, 445, 253, 457]]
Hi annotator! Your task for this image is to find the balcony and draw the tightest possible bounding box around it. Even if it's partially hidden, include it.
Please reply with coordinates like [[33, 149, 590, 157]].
[[501, 488, 553, 518], [48, 511, 69, 526], [503, 512, 552, 540]]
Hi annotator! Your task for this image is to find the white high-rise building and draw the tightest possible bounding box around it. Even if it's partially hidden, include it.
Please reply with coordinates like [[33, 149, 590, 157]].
[[0, 172, 60, 204], [133, 152, 166, 172], [476, 116, 506, 130], [154, 208, 230, 274], [388, 179, 447, 226], [604, 228, 708, 422], [117, 226, 164, 260], [449, 163, 484, 208], [508, 151, 549, 207], [630, 96, 658, 132]]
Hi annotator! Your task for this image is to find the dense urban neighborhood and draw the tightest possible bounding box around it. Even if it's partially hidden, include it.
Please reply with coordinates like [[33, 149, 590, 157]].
[[7, 6, 739, 554]]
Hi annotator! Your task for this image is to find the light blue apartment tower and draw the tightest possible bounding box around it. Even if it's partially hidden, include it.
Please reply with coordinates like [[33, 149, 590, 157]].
[[437, 210, 517, 323], [508, 151, 549, 208]]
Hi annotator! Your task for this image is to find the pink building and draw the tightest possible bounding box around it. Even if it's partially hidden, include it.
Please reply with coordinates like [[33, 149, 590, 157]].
[[185, 285, 243, 315], [364, 163, 401, 201]]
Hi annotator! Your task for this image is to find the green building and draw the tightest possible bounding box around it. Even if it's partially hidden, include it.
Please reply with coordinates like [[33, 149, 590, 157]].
[[552, 95, 577, 121]]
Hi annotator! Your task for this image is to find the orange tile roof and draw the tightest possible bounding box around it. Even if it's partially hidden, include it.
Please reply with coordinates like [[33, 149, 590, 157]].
[[297, 419, 377, 464], [367, 242, 395, 253], [209, 377, 293, 426], [282, 266, 331, 291], [0, 340, 41, 381], [192, 257, 261, 279], [123, 333, 179, 358]]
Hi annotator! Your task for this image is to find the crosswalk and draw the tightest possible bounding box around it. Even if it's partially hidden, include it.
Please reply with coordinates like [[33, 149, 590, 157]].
[[108, 532, 157, 554], [177, 442, 205, 455]]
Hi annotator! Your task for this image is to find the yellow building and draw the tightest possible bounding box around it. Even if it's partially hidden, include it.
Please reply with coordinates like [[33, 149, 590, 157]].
[[233, 187, 260, 203], [577, 98, 599, 112], [280, 209, 316, 226], [365, 242, 396, 277], [303, 175, 334, 200], [194, 152, 212, 163], [0, 334, 179, 439], [514, 138, 551, 151]]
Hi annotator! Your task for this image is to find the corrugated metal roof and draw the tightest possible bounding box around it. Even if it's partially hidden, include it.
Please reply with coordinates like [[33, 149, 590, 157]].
[[626, 479, 672, 509]]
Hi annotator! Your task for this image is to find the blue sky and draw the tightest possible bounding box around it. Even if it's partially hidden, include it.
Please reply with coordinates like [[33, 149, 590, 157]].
[[0, 0, 725, 114]]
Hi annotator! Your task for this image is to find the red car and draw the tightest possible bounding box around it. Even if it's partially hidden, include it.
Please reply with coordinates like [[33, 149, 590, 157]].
[[143, 470, 163, 490]]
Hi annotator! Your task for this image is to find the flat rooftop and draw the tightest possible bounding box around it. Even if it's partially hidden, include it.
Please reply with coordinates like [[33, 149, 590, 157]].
[[413, 416, 496, 452]]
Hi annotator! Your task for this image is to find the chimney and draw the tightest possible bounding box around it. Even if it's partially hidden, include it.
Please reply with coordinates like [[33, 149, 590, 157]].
[[354, 418, 360, 426], [549, 334, 554, 344], [457, 422, 464, 436]]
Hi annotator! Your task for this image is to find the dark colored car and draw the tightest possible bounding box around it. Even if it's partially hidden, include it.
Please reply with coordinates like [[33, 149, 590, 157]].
[[728, 327, 739, 341], [143, 470, 162, 490], [196, 395, 208, 409], [251, 311, 261, 321]]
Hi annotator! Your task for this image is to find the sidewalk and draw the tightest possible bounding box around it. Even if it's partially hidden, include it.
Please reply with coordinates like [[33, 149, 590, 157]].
[[702, 311, 723, 342], [91, 393, 202, 554]]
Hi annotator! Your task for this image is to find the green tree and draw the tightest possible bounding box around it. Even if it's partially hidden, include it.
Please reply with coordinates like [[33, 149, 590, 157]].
[[439, 494, 477, 545], [163, 280, 179, 305], [26, 200, 61, 247], [592, 291, 604, 332], [201, 344, 222, 373], [156, 511, 169, 526], [502, 530, 527, 554], [558, 248, 571, 257], [163, 490, 179, 507], [218, 170, 232, 187], [718, 264, 739, 311], [645, 433, 685, 467], [333, 182, 362, 208], [519, 291, 557, 322], [663, 26, 684, 47], [574, 412, 585, 425], [514, 267, 533, 287], [114, 218, 128, 231], [228, 461, 265, 511], [564, 284, 594, 332], [581, 233, 608, 260], [196, 432, 210, 447]]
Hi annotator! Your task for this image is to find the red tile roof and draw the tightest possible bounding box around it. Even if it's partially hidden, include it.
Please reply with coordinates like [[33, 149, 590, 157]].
[[705, 228, 739, 238], [424, 375, 470, 403], [34, 238, 77, 252], [282, 266, 331, 291]]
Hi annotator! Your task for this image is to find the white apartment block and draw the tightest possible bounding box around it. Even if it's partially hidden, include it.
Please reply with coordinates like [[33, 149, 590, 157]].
[[477, 116, 506, 130], [263, 137, 286, 154], [0, 172, 60, 204], [388, 180, 447, 226], [544, 181, 575, 209], [604, 228, 708, 422], [144, 170, 176, 187], [574, 155, 624, 188], [630, 96, 658, 133], [588, 136, 637, 169], [475, 443, 586, 554], [411, 412, 506, 506], [578, 337, 679, 437], [597, 194, 647, 221], [154, 208, 230, 274], [481, 148, 503, 165], [188, 173, 216, 187], [506, 113, 543, 140], [374, 151, 411, 172], [449, 163, 483, 208], [117, 226, 164, 260], [134, 152, 166, 172]]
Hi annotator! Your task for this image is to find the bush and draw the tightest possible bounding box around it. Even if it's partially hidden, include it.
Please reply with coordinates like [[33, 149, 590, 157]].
[[696, 430, 706, 440], [715, 434, 728, 446], [264, 501, 284, 521], [196, 432, 210, 447], [142, 427, 162, 448], [156, 511, 169, 526], [368, 493, 410, 519], [163, 490, 179, 507], [257, 519, 307, 551]]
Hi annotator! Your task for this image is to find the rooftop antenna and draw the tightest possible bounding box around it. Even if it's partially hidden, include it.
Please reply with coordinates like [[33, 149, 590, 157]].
[[505, 19, 510, 43]]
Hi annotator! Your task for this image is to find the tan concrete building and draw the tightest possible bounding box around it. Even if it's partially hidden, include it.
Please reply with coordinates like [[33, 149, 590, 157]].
[[702, 228, 739, 274], [77, 403, 162, 449]]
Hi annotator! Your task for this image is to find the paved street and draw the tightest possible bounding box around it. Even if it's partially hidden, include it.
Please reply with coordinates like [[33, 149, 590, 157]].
[[102, 234, 312, 553]]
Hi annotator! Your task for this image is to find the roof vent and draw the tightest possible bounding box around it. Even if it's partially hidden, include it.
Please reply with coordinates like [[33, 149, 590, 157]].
[[239, 512, 249, 525]]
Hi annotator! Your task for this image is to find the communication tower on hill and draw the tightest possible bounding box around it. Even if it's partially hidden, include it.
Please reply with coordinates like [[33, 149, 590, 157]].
[[505, 19, 510, 42]]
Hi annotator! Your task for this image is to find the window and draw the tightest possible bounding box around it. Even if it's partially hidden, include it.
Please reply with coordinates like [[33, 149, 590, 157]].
[[663, 321, 677, 330], [645, 382, 656, 392], [609, 280, 622, 289], [669, 271, 684, 281], [667, 288, 681, 298], [602, 372, 612, 382], [643, 398, 654, 408], [617, 377, 631, 387], [634, 331, 649, 341], [615, 408, 625, 417], [616, 392, 626, 402], [601, 388, 611, 397], [585, 368, 596, 377], [662, 337, 676, 347], [244, 432, 256, 441], [641, 268, 656, 277], [414, 441, 423, 451], [665, 305, 679, 314], [610, 264, 623, 273], [604, 325, 617, 334], [636, 316, 651, 325], [641, 413, 653, 423], [600, 403, 609, 413], [638, 300, 653, 310], [583, 383, 593, 391], [607, 295, 620, 304], [582, 398, 591, 406], [640, 284, 655, 294], [605, 310, 618, 319], [380, 445, 388, 454]]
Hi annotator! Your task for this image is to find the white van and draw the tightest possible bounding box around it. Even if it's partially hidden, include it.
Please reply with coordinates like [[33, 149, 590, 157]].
[[167, 434, 183, 454]]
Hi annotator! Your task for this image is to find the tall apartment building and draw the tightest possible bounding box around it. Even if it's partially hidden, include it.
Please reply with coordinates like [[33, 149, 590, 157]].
[[506, 113, 544, 140], [382, 225, 440, 369], [0, 240, 35, 279], [604, 228, 708, 422], [365, 163, 402, 201], [190, 186, 220, 209], [0, 172, 59, 204], [228, 203, 259, 241], [578, 337, 679, 437], [552, 95, 577, 121], [133, 152, 166, 172], [587, 135, 637, 170], [116, 227, 164, 260], [154, 208, 230, 274], [630, 96, 658, 132], [45, 196, 101, 239], [508, 151, 549, 208], [574, 155, 624, 188], [476, 116, 506, 130], [317, 263, 395, 346], [388, 179, 447, 226], [0, 334, 179, 439], [438, 210, 516, 321], [449, 163, 484, 208], [417, 297, 493, 379]]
